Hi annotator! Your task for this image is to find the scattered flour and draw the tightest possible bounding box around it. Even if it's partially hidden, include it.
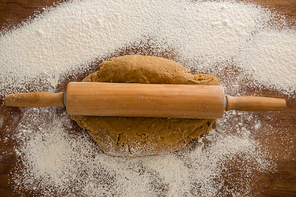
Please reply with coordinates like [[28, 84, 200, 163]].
[[237, 29, 296, 92], [12, 109, 272, 196], [0, 0, 294, 196]]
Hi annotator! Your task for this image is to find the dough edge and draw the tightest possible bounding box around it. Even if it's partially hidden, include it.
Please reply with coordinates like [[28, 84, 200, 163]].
[[71, 55, 219, 157]]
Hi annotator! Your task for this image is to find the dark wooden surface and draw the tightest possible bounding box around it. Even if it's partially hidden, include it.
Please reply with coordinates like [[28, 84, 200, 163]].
[[0, 0, 295, 196]]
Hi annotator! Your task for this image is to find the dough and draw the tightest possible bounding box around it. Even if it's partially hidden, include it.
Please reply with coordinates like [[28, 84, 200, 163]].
[[71, 55, 219, 157]]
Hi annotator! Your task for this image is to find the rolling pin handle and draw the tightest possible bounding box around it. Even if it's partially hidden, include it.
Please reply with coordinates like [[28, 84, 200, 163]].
[[225, 95, 286, 111], [4, 92, 65, 108], [63, 92, 67, 107]]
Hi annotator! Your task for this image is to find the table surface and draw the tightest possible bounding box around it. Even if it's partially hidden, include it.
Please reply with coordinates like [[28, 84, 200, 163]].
[[0, 0, 295, 196]]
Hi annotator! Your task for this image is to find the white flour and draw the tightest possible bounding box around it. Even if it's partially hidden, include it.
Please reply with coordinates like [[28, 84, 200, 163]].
[[12, 109, 272, 196], [238, 29, 296, 92], [0, 0, 295, 196]]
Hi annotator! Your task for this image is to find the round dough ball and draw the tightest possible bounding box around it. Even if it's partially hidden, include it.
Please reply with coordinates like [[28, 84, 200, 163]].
[[71, 55, 219, 157]]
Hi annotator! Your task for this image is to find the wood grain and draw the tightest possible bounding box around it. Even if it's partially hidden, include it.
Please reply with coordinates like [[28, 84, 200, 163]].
[[0, 0, 295, 196], [65, 83, 225, 118], [4, 92, 65, 107]]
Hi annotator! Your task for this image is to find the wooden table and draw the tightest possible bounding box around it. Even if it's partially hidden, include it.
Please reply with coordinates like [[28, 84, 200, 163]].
[[0, 0, 295, 196]]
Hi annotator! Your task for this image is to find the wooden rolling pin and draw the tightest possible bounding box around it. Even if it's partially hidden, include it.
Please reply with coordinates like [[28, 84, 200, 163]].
[[4, 82, 286, 119]]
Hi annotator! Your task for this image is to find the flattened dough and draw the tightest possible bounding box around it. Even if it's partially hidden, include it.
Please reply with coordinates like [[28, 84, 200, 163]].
[[71, 55, 219, 157]]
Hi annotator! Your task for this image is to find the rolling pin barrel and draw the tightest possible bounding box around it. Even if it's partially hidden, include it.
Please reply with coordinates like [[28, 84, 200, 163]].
[[65, 83, 226, 119]]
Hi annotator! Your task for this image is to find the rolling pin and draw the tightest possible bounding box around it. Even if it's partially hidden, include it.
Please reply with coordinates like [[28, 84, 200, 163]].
[[4, 82, 286, 119]]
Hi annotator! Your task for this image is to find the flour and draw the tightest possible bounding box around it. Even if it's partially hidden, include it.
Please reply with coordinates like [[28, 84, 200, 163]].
[[0, 0, 295, 196], [0, 0, 274, 91], [12, 110, 273, 196], [237, 29, 296, 93]]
